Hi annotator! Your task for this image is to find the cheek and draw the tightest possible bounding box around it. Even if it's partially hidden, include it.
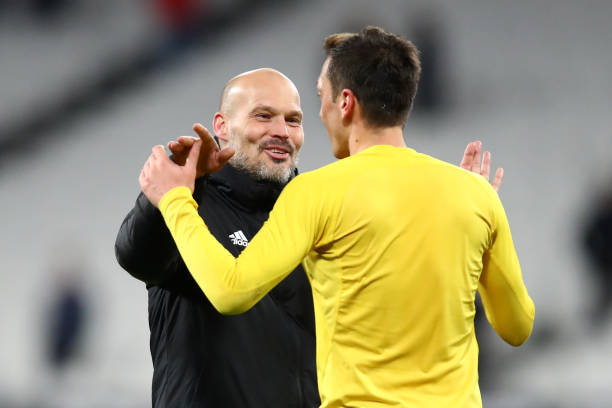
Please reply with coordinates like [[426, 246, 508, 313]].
[[322, 100, 336, 123], [320, 101, 330, 119], [241, 124, 266, 145], [291, 129, 304, 150]]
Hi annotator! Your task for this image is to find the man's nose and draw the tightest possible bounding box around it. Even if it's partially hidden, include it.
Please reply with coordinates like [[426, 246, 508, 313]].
[[270, 116, 289, 138]]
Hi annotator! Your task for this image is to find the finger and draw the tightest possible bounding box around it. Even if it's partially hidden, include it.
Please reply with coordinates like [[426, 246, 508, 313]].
[[491, 168, 504, 192], [481, 151, 491, 180], [193, 123, 215, 143], [155, 145, 176, 170], [151, 145, 166, 160], [185, 139, 202, 170], [177, 136, 196, 146], [168, 141, 185, 154], [471, 141, 482, 173], [460, 142, 476, 170], [217, 146, 235, 166]]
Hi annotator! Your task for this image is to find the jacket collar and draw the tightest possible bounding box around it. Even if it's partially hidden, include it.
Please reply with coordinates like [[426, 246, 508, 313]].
[[207, 164, 294, 211]]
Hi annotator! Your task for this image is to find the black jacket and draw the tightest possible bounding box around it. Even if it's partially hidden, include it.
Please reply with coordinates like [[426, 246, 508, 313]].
[[115, 165, 319, 408]]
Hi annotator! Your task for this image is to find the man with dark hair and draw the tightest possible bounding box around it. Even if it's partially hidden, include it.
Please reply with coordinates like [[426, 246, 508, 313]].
[[323, 27, 421, 128], [319, 27, 422, 159], [136, 27, 528, 407]]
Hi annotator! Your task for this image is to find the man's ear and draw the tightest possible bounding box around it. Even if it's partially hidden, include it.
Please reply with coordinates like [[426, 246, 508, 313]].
[[339, 89, 356, 121], [213, 112, 229, 144]]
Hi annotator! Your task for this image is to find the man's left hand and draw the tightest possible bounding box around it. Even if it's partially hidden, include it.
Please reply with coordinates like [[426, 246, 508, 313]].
[[460, 141, 504, 192], [139, 138, 202, 207]]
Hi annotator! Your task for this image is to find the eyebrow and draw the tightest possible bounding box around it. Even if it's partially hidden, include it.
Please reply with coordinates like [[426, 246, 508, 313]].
[[251, 105, 303, 120]]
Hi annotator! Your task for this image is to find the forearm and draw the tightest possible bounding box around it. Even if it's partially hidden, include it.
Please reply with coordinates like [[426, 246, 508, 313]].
[[159, 187, 294, 314], [478, 268, 535, 346], [479, 244, 535, 347]]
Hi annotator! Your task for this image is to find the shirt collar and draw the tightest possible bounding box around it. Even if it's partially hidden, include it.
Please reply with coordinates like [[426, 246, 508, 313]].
[[206, 164, 294, 211]]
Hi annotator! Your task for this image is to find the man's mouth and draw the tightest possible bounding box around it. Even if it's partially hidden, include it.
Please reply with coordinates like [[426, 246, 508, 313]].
[[262, 144, 292, 161]]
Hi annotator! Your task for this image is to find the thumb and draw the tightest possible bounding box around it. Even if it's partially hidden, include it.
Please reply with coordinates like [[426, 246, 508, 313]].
[[218, 146, 235, 166], [185, 139, 201, 171]]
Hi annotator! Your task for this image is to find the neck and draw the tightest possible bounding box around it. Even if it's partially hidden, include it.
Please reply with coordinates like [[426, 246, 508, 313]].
[[348, 123, 405, 155]]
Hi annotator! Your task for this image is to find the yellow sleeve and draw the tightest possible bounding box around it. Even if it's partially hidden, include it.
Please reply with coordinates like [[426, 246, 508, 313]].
[[158, 177, 320, 314], [478, 193, 535, 346]]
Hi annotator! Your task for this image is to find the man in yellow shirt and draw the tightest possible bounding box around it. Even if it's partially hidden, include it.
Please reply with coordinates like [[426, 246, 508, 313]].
[[139, 26, 534, 408]]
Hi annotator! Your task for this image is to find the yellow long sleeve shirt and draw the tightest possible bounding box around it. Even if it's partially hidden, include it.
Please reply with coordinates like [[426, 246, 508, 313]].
[[159, 144, 535, 408]]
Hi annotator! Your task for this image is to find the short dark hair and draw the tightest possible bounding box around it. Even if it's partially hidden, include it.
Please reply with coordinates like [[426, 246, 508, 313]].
[[323, 26, 421, 128]]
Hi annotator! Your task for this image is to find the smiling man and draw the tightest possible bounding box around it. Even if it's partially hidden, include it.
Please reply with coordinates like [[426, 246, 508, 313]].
[[116, 68, 319, 407]]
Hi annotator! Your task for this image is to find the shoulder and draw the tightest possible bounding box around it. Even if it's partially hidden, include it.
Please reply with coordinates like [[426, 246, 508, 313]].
[[285, 160, 361, 200], [425, 154, 497, 195], [297, 155, 371, 181]]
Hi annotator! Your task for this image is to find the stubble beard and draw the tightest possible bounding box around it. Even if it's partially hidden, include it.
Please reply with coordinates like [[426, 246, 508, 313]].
[[227, 131, 298, 185]]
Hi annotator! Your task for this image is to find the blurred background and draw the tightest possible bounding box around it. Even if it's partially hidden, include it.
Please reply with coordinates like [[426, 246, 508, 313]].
[[1, 0, 611, 406]]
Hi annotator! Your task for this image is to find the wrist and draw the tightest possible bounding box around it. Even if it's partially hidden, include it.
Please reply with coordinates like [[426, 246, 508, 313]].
[[158, 186, 193, 213]]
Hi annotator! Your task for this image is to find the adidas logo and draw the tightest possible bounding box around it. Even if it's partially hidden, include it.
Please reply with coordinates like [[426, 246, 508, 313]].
[[229, 230, 249, 247]]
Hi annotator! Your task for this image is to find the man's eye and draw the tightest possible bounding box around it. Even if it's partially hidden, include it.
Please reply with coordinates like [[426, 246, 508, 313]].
[[256, 113, 270, 119], [287, 118, 301, 125]]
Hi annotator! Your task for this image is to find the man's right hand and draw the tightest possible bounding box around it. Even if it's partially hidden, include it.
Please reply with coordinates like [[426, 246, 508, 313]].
[[168, 123, 235, 178]]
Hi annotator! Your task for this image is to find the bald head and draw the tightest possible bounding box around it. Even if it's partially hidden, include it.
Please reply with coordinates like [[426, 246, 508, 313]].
[[219, 68, 300, 115], [212, 68, 304, 184]]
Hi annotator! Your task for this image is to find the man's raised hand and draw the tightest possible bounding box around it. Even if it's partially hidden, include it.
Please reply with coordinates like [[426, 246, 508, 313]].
[[460, 141, 504, 192], [168, 123, 235, 178]]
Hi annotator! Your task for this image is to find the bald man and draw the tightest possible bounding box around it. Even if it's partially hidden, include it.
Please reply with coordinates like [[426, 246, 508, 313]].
[[115, 69, 320, 408]]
